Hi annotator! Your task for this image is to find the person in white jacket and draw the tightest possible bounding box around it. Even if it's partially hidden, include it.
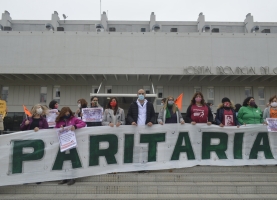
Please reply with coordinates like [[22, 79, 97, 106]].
[[157, 96, 185, 125], [102, 97, 125, 127]]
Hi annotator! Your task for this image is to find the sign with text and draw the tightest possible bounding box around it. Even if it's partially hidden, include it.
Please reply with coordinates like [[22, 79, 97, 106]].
[[0, 124, 276, 186], [46, 109, 58, 127], [56, 126, 77, 152], [81, 108, 103, 122]]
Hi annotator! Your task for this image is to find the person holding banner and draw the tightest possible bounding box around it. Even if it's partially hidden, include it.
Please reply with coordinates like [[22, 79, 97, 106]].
[[49, 100, 60, 113], [87, 96, 103, 127], [215, 97, 240, 127], [20, 104, 49, 131], [157, 96, 185, 125], [185, 92, 213, 125], [55, 107, 86, 186], [263, 95, 277, 121], [102, 97, 125, 127], [127, 89, 156, 126], [237, 97, 263, 125]]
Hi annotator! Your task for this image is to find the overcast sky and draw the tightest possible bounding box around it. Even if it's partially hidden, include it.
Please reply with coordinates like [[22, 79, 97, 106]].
[[1, 0, 277, 22]]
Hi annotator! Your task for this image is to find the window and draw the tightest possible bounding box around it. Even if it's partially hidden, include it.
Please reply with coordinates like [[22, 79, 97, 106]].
[[109, 27, 116, 32], [105, 86, 112, 94], [53, 86, 60, 103], [258, 87, 265, 105], [207, 87, 214, 104], [245, 87, 252, 98], [261, 29, 270, 33], [194, 87, 201, 93], [92, 86, 98, 94], [212, 28, 219, 33], [40, 87, 47, 103], [1, 86, 9, 102], [143, 86, 150, 94], [141, 28, 146, 32], [170, 28, 178, 32], [157, 87, 163, 98]]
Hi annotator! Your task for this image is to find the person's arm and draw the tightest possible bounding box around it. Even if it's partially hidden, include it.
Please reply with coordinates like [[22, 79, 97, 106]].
[[101, 109, 110, 126], [177, 110, 184, 123], [119, 109, 125, 125], [237, 107, 244, 125], [263, 108, 269, 122], [215, 109, 221, 125], [185, 105, 192, 123], [157, 108, 164, 124], [127, 103, 135, 124], [20, 119, 28, 131], [259, 108, 264, 123], [207, 106, 214, 123], [74, 118, 86, 129], [41, 118, 49, 129]]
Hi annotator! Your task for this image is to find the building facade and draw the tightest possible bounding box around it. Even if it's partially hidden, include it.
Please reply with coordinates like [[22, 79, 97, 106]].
[[1, 11, 277, 130]]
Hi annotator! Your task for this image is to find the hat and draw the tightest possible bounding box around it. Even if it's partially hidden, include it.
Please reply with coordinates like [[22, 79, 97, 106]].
[[222, 97, 230, 103]]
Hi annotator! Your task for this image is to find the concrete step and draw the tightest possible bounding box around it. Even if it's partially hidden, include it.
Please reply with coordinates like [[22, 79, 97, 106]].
[[77, 173, 277, 182], [1, 182, 277, 194], [1, 193, 277, 200]]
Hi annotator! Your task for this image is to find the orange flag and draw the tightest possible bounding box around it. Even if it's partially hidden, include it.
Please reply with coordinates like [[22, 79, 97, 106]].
[[175, 93, 183, 111], [23, 105, 32, 117]]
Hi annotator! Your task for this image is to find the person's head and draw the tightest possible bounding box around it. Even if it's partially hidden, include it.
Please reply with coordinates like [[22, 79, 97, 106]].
[[137, 89, 146, 101], [242, 97, 257, 108], [30, 104, 48, 116], [161, 98, 166, 106], [207, 102, 213, 107], [235, 104, 242, 112], [219, 97, 235, 109], [190, 92, 205, 105], [77, 99, 87, 108], [90, 96, 99, 107], [49, 100, 58, 109], [164, 96, 178, 113], [55, 107, 74, 122], [107, 97, 119, 113], [269, 95, 277, 108]]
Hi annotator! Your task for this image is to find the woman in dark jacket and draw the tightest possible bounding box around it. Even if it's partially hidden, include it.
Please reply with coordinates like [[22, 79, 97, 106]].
[[20, 104, 49, 131], [215, 97, 240, 127]]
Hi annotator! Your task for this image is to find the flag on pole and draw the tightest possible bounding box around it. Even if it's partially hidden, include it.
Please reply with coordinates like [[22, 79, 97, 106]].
[[23, 105, 32, 117], [175, 93, 183, 110]]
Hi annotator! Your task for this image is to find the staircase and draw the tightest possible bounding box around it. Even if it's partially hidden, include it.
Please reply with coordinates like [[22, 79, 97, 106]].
[[1, 166, 277, 199]]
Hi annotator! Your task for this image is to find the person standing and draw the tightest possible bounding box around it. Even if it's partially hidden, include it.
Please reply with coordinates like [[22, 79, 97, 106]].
[[102, 97, 125, 127], [157, 96, 185, 125], [88, 96, 103, 127], [127, 89, 155, 126], [263, 95, 277, 120], [215, 97, 240, 127], [55, 107, 86, 186], [237, 97, 263, 125], [185, 92, 213, 125]]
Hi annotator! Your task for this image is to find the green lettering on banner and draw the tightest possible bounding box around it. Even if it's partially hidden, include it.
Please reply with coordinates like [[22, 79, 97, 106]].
[[234, 133, 244, 159], [202, 132, 228, 159], [140, 133, 165, 162], [249, 132, 274, 159], [171, 132, 195, 160], [52, 148, 82, 170], [89, 134, 118, 166], [12, 140, 45, 174], [124, 134, 134, 163]]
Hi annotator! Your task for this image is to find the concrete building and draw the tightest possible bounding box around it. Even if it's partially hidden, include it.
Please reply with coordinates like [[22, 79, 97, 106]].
[[1, 10, 277, 131]]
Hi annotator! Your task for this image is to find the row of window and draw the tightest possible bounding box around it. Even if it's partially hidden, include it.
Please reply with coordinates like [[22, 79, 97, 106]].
[[0, 86, 265, 106]]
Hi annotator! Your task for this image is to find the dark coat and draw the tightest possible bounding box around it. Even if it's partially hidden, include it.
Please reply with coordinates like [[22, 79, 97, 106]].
[[215, 107, 240, 126], [185, 104, 214, 123], [127, 101, 156, 125]]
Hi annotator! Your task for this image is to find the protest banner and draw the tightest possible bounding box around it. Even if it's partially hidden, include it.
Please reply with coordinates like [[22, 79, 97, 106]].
[[46, 109, 58, 127], [56, 126, 77, 152], [81, 107, 103, 122], [0, 124, 276, 186]]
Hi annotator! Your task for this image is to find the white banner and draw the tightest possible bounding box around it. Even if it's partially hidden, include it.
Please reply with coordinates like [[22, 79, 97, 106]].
[[46, 109, 58, 127], [81, 108, 103, 122], [0, 124, 277, 186]]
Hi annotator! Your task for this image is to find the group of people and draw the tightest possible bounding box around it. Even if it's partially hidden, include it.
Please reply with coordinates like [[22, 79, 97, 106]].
[[15, 89, 277, 185]]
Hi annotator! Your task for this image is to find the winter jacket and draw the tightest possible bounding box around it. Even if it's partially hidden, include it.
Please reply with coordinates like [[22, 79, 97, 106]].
[[157, 108, 184, 124], [185, 104, 214, 123], [102, 108, 125, 126], [237, 106, 263, 124], [55, 116, 86, 129], [20, 116, 49, 131], [262, 107, 277, 121], [215, 107, 240, 126], [127, 101, 155, 125]]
